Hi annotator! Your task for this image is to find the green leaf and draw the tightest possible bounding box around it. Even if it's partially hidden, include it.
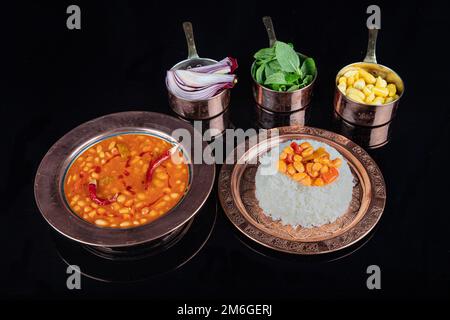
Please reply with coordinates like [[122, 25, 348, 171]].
[[300, 57, 316, 77], [298, 53, 306, 66], [270, 84, 286, 91], [263, 60, 278, 78], [269, 84, 278, 90], [255, 63, 265, 84], [287, 84, 300, 92], [275, 41, 300, 73], [299, 74, 313, 87], [254, 47, 275, 61], [116, 143, 130, 158], [264, 64, 274, 79], [268, 60, 281, 72], [265, 72, 287, 85], [285, 72, 300, 84]]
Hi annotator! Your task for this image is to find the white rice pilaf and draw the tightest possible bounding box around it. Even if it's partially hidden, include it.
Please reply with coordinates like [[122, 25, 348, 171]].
[[255, 139, 354, 228]]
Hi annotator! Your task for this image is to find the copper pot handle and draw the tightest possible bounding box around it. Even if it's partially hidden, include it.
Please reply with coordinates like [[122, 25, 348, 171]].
[[262, 16, 277, 47], [363, 28, 378, 64], [183, 21, 200, 59]]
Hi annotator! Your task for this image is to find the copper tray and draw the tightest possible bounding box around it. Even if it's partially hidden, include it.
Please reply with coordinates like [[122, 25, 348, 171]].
[[218, 126, 386, 255], [34, 111, 215, 248]]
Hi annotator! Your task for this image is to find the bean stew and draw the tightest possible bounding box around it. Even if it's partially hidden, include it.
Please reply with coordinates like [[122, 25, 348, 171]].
[[64, 134, 189, 228]]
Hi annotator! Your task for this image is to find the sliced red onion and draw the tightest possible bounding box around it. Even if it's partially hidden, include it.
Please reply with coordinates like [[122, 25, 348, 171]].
[[173, 70, 236, 88], [166, 71, 235, 100], [189, 57, 239, 74], [171, 71, 228, 92], [166, 57, 238, 100]]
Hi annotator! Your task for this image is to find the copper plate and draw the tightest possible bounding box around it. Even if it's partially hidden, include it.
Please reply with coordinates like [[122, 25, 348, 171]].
[[34, 111, 215, 247], [218, 126, 386, 255]]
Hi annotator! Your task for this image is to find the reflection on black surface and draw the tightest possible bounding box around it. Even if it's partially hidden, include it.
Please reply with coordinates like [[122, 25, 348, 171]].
[[55, 198, 217, 283], [81, 219, 193, 261], [253, 104, 311, 129], [233, 224, 378, 264], [332, 112, 393, 149], [174, 108, 232, 140]]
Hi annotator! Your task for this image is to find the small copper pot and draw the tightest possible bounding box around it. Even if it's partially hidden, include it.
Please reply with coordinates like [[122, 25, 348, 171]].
[[251, 16, 316, 112], [334, 29, 405, 127], [167, 22, 230, 120], [168, 89, 230, 120]]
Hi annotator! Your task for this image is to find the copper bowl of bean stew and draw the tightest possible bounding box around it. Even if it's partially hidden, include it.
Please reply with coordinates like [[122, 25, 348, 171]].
[[34, 111, 215, 248]]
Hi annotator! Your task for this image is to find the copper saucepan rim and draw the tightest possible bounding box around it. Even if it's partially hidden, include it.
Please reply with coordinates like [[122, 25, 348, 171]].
[[335, 61, 405, 107]]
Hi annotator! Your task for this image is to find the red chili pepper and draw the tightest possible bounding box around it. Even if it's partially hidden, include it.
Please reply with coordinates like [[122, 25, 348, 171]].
[[144, 150, 171, 190], [88, 179, 118, 206], [145, 195, 164, 208], [125, 156, 132, 168], [290, 142, 303, 155], [285, 154, 294, 164], [126, 185, 136, 195], [104, 154, 120, 165], [139, 151, 151, 157]]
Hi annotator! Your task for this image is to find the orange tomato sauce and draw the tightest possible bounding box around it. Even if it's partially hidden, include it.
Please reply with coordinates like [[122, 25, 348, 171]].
[[64, 134, 189, 228]]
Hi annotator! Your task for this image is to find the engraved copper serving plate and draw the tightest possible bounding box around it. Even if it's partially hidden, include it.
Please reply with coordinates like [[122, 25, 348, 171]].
[[34, 111, 215, 248], [218, 126, 386, 255]]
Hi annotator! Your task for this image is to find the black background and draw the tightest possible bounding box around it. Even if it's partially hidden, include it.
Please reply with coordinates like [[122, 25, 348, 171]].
[[2, 0, 449, 304]]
